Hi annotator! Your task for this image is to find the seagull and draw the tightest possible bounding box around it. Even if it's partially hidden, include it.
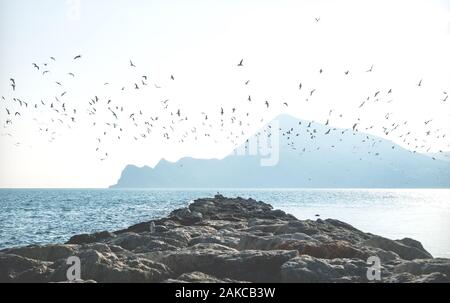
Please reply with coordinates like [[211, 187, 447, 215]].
[[42, 70, 50, 75], [366, 65, 373, 72], [265, 100, 269, 108], [68, 72, 75, 77], [130, 60, 136, 67], [50, 57, 56, 61], [417, 79, 422, 87], [73, 55, 82, 60], [310, 89, 316, 96], [237, 59, 243, 67], [315, 17, 320, 22], [32, 63, 40, 70], [283, 102, 288, 107], [299, 83, 302, 90], [134, 83, 139, 89], [344, 70, 349, 75], [170, 75, 175, 80]]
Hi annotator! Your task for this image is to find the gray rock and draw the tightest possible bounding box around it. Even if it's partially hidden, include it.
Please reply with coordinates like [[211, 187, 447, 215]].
[[0, 252, 53, 282], [67, 231, 115, 245], [50, 245, 171, 283], [1, 244, 78, 262], [363, 236, 433, 260], [281, 255, 368, 283], [161, 243, 297, 282], [164, 271, 249, 283]]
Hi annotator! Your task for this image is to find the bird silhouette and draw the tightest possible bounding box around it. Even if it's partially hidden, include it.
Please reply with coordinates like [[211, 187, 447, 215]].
[[237, 59, 243, 66], [73, 55, 82, 60]]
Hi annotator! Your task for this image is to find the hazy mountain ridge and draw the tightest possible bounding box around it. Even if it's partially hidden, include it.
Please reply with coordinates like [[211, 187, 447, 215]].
[[111, 115, 450, 188]]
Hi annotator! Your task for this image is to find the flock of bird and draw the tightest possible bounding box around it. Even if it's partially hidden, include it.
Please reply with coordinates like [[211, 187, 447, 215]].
[[1, 48, 449, 162]]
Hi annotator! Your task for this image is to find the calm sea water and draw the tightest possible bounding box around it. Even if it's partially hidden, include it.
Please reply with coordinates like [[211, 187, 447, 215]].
[[0, 189, 449, 258]]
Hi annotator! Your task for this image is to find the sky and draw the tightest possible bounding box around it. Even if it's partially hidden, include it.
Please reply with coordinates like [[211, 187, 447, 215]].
[[0, 0, 449, 188]]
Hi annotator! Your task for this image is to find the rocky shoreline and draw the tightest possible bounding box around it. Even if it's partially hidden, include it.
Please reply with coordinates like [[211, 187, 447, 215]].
[[1, 195, 449, 283]]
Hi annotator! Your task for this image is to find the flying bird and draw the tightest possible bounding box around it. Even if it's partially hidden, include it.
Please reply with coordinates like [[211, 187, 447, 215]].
[[237, 59, 243, 66], [73, 55, 82, 60]]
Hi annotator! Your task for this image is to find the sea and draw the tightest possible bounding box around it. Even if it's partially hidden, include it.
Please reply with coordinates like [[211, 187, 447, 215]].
[[0, 188, 449, 258]]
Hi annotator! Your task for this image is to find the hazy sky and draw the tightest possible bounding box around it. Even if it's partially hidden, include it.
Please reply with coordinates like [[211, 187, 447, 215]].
[[0, 0, 449, 188]]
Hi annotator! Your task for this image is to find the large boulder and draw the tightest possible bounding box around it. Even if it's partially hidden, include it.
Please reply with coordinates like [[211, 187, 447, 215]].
[[0, 252, 53, 283], [161, 243, 298, 282], [50, 244, 171, 283], [281, 255, 369, 283], [1, 244, 78, 262], [363, 236, 433, 260]]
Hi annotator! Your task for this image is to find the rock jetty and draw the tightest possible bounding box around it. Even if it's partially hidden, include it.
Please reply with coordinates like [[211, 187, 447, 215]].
[[1, 195, 449, 283]]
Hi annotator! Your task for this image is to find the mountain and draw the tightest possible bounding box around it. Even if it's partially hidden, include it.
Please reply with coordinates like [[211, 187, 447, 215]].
[[426, 152, 450, 163], [110, 114, 450, 188]]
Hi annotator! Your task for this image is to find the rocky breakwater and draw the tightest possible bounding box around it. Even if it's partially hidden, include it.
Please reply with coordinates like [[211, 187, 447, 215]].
[[1, 195, 449, 283]]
